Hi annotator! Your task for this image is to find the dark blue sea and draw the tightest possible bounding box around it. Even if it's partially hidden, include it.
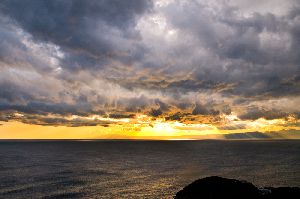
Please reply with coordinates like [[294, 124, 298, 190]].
[[0, 140, 299, 198]]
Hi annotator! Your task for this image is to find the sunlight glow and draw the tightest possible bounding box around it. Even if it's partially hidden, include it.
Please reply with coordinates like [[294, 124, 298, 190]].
[[0, 113, 299, 139]]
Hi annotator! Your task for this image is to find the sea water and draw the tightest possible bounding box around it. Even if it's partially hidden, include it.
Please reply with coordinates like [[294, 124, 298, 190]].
[[0, 140, 299, 198]]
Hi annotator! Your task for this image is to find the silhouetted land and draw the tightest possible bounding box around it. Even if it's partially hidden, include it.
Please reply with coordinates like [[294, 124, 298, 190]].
[[175, 176, 300, 199]]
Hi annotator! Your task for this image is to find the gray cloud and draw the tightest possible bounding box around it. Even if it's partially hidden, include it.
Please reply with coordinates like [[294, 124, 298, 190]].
[[0, 0, 299, 126], [160, 1, 300, 98], [0, 111, 115, 127], [1, 0, 153, 71], [192, 103, 219, 116], [238, 107, 290, 120]]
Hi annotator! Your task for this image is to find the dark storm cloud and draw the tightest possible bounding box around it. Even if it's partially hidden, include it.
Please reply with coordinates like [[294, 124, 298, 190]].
[[0, 82, 33, 104], [192, 103, 219, 116], [0, 101, 89, 116], [108, 113, 135, 119], [97, 1, 300, 100], [0, 0, 299, 126], [154, 99, 169, 111], [149, 108, 163, 117], [165, 112, 182, 121], [0, 111, 115, 127], [162, 1, 300, 98], [1, 0, 153, 70], [0, 17, 25, 66], [238, 107, 290, 120]]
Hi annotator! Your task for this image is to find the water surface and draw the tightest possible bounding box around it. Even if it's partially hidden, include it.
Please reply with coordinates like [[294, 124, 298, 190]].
[[0, 140, 299, 198]]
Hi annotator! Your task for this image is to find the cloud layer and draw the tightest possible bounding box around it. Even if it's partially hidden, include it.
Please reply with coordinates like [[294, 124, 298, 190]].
[[0, 0, 299, 131]]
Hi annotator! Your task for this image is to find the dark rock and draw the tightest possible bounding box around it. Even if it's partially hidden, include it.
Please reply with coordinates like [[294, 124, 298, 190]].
[[174, 176, 300, 199]]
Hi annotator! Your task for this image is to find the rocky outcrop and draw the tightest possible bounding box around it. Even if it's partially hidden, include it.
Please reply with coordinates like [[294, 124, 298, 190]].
[[174, 176, 300, 199]]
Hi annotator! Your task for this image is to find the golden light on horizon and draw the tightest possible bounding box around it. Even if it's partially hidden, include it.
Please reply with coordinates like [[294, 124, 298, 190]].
[[1, 113, 299, 139]]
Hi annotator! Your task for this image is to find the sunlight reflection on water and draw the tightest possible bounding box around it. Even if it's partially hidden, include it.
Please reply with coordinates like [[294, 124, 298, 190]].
[[0, 140, 299, 198]]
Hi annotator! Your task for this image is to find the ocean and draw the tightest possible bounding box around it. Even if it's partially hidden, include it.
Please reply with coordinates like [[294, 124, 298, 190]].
[[0, 140, 299, 198]]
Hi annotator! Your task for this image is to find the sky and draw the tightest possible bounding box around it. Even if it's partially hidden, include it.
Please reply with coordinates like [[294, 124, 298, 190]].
[[0, 0, 299, 139]]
